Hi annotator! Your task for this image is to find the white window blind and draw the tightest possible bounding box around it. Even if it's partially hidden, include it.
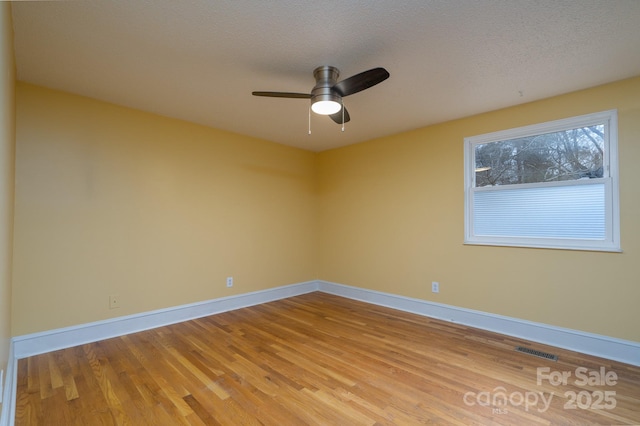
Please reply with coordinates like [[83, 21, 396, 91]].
[[473, 181, 606, 239]]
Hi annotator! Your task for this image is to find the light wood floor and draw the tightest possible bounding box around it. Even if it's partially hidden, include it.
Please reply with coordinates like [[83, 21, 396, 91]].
[[15, 292, 640, 425]]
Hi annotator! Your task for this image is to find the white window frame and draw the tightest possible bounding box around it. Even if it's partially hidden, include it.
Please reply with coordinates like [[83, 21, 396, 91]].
[[464, 110, 620, 252]]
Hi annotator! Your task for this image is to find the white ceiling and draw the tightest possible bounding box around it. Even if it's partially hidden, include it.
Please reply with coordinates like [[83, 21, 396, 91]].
[[11, 0, 640, 152]]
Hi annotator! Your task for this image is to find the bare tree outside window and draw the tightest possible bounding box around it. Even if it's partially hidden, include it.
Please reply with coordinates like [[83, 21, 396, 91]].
[[474, 125, 604, 187]]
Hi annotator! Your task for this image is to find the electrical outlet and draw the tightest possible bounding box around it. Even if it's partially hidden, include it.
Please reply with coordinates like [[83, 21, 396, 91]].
[[109, 294, 121, 309], [226, 276, 233, 288], [431, 281, 440, 293]]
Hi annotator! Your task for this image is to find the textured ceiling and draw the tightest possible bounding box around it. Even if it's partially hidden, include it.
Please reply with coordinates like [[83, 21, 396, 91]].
[[11, 0, 640, 151]]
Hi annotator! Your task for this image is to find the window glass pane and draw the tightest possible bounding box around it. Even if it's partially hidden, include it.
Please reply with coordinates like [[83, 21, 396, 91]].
[[473, 183, 606, 239], [475, 125, 604, 187]]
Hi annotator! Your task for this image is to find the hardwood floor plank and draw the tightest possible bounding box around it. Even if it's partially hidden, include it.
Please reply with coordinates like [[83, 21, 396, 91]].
[[14, 387, 38, 425], [15, 292, 640, 425], [36, 355, 53, 401], [182, 394, 221, 425]]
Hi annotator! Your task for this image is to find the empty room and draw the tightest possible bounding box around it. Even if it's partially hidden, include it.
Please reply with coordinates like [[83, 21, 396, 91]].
[[1, 1, 639, 425]]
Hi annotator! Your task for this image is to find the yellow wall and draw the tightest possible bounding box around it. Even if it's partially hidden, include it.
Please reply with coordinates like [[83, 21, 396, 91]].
[[318, 76, 640, 343], [0, 1, 16, 405], [12, 75, 640, 344], [12, 83, 318, 335]]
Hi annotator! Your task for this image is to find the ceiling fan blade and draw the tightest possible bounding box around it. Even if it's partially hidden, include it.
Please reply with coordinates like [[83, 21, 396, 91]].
[[252, 91, 311, 99], [329, 106, 351, 124], [332, 67, 390, 97]]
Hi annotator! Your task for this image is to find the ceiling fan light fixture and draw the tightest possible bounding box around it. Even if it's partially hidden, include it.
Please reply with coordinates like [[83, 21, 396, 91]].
[[311, 94, 341, 115], [311, 100, 341, 115]]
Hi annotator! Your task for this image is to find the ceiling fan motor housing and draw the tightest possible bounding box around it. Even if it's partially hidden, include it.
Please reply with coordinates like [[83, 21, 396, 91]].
[[311, 66, 342, 111]]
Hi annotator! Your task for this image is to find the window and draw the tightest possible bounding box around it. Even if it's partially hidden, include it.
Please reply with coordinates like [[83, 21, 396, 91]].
[[464, 110, 620, 252]]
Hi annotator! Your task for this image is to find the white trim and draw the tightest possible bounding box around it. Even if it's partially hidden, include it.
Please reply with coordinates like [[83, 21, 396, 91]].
[[0, 342, 16, 426], [317, 280, 640, 367], [465, 109, 618, 146], [13, 281, 318, 359]]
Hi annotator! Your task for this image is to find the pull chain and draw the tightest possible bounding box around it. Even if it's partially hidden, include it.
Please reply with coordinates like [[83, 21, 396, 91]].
[[308, 105, 311, 135]]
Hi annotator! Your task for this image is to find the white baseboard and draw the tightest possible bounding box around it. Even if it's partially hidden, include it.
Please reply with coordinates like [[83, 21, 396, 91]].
[[11, 280, 640, 365], [317, 280, 640, 367], [4, 279, 638, 425], [13, 280, 319, 360]]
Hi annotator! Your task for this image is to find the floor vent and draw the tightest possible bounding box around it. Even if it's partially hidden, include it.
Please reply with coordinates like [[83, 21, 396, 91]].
[[515, 346, 558, 361]]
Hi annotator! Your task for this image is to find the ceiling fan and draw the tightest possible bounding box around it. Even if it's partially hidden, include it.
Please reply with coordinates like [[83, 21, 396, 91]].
[[252, 66, 390, 124]]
